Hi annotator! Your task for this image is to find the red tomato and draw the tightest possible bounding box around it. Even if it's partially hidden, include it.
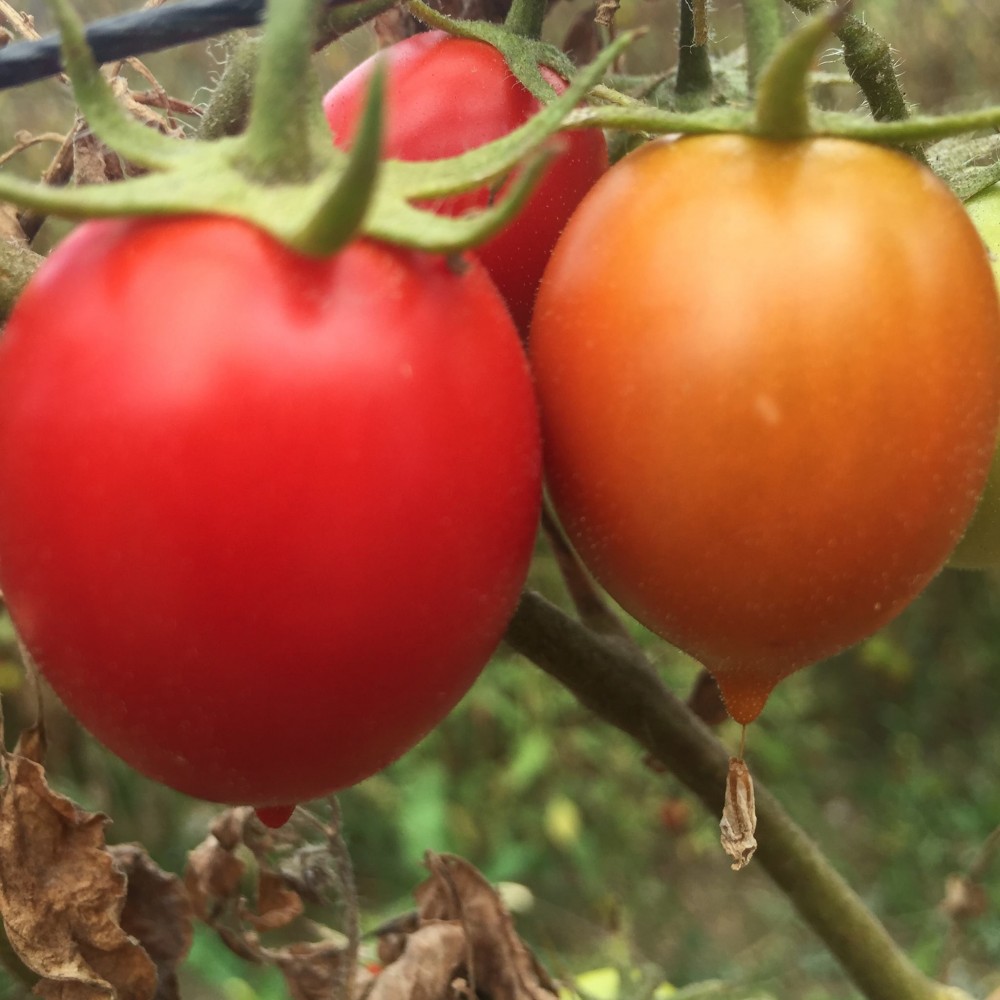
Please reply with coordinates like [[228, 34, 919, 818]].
[[322, 31, 608, 332], [530, 135, 1000, 725], [0, 216, 541, 807]]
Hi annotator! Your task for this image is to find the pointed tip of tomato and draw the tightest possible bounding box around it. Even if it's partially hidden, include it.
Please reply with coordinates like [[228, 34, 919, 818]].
[[255, 804, 297, 828], [712, 670, 780, 727]]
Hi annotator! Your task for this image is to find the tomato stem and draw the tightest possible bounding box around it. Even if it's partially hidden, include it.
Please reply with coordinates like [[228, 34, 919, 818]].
[[741, 0, 783, 91], [240, 0, 328, 183], [753, 0, 851, 140], [675, 0, 713, 102], [504, 0, 546, 41], [293, 63, 385, 255], [782, 0, 910, 124]]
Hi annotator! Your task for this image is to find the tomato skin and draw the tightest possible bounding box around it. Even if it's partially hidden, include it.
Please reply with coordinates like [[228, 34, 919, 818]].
[[530, 135, 1000, 724], [949, 183, 1000, 569], [0, 216, 542, 806], [322, 31, 608, 332]]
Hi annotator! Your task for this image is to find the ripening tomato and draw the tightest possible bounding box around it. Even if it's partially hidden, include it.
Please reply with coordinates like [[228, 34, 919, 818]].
[[950, 182, 1000, 569], [322, 31, 608, 332], [0, 216, 542, 808], [531, 134, 1000, 725]]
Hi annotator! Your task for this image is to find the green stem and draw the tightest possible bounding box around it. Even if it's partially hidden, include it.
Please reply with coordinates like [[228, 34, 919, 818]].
[[504, 592, 967, 1000], [315, 0, 405, 48], [504, 0, 546, 40], [754, 0, 849, 139], [293, 64, 385, 256], [197, 34, 259, 140], [564, 101, 1000, 146], [241, 0, 327, 183], [781, 0, 909, 122], [742, 0, 783, 91], [675, 0, 712, 100]]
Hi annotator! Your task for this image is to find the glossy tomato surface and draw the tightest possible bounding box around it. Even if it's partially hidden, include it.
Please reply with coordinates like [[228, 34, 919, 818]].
[[0, 216, 542, 807], [531, 135, 1000, 724], [322, 31, 608, 332], [950, 182, 1000, 569]]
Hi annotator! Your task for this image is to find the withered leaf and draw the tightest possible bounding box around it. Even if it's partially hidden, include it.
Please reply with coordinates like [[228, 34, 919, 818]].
[[415, 853, 558, 1000], [0, 753, 157, 1000], [183, 827, 246, 922], [13, 719, 46, 765], [109, 844, 193, 1000], [246, 870, 304, 932], [272, 940, 370, 1000], [71, 120, 115, 186], [368, 922, 467, 1000], [720, 756, 757, 871]]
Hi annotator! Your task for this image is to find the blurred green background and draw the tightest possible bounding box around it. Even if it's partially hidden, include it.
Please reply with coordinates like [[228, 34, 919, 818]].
[[2, 1, 1000, 999]]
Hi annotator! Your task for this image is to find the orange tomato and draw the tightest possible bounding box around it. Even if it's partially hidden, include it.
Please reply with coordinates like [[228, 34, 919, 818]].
[[530, 134, 1000, 724]]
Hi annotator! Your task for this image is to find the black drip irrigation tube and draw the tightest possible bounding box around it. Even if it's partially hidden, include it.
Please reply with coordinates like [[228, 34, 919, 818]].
[[0, 0, 359, 91]]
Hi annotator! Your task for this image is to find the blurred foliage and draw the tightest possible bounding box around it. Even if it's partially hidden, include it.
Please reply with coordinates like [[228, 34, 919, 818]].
[[2, 1, 1000, 999]]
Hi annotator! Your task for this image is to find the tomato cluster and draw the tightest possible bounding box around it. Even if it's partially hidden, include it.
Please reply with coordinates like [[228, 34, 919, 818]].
[[1, 27, 999, 814]]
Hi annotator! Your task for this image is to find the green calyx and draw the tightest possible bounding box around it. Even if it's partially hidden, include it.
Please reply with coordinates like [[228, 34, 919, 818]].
[[406, 0, 576, 105], [752, 0, 852, 140], [0, 0, 631, 259]]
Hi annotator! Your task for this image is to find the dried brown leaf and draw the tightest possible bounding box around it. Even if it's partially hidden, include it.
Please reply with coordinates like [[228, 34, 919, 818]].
[[272, 940, 367, 1000], [247, 871, 304, 932], [212, 806, 270, 853], [0, 753, 157, 1000], [183, 828, 246, 922], [368, 922, 467, 1000], [416, 854, 558, 1000], [70, 115, 117, 186], [373, 911, 420, 967], [12, 720, 46, 765], [720, 757, 757, 871], [109, 844, 193, 1000]]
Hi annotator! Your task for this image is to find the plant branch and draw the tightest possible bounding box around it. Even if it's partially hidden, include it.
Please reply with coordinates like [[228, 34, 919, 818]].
[[504, 591, 967, 1000]]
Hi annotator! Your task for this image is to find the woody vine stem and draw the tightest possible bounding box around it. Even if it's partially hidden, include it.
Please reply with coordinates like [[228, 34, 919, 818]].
[[504, 593, 966, 1000]]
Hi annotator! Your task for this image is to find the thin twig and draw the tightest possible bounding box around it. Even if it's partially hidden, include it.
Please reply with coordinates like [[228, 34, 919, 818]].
[[0, 2, 41, 42], [0, 131, 65, 168]]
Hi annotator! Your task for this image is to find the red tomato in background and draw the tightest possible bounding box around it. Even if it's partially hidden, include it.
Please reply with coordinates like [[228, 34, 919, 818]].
[[322, 31, 608, 332], [0, 216, 542, 808], [531, 135, 1000, 725]]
